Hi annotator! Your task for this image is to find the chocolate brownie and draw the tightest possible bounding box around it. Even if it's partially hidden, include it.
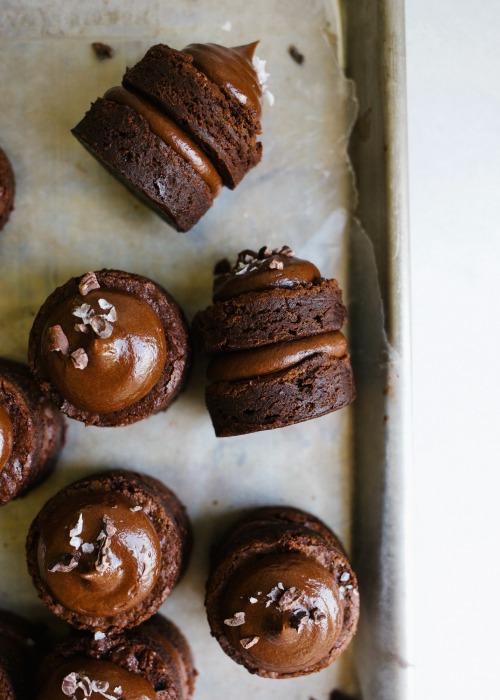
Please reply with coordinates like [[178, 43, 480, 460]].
[[36, 614, 196, 699], [205, 506, 359, 679], [0, 359, 65, 505], [26, 470, 191, 634], [0, 609, 43, 699], [0, 147, 15, 231], [28, 269, 190, 427], [193, 246, 355, 436], [73, 41, 264, 231]]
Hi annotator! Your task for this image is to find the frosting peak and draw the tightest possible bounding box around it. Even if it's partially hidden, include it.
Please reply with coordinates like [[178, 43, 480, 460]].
[[37, 491, 161, 618], [183, 42, 262, 115], [221, 552, 343, 675], [41, 285, 167, 414]]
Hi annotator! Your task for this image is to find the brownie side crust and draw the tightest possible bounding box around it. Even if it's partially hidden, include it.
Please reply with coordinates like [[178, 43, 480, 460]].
[[206, 353, 354, 436], [72, 98, 214, 232], [0, 360, 65, 505], [26, 470, 189, 634], [193, 278, 347, 354], [123, 44, 262, 188], [205, 506, 359, 678], [28, 269, 190, 427]]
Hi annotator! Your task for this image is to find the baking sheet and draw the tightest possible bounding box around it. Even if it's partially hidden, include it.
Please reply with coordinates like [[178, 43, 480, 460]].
[[0, 1, 377, 697]]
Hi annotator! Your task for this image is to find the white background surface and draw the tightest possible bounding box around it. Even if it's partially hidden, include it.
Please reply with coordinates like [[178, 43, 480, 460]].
[[406, 1, 500, 697]]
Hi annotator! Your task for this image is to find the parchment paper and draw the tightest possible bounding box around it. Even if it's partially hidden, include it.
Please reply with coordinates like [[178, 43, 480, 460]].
[[0, 1, 362, 697]]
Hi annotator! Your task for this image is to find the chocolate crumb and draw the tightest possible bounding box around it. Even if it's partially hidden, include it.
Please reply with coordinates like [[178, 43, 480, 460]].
[[47, 325, 69, 355], [288, 45, 305, 65], [79, 271, 100, 296], [91, 42, 114, 60], [224, 612, 245, 627], [71, 348, 88, 370], [240, 636, 259, 649]]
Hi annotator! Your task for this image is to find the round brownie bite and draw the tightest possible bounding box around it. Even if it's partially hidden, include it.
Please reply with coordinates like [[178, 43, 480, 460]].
[[0, 146, 15, 232], [0, 359, 65, 506], [205, 507, 359, 679], [0, 608, 43, 699], [26, 470, 191, 634], [36, 614, 196, 699], [193, 246, 355, 436], [72, 41, 265, 232], [28, 269, 190, 427]]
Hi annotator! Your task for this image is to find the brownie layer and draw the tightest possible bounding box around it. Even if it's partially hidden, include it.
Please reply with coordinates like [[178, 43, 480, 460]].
[[0, 360, 65, 505], [28, 269, 190, 427], [206, 352, 354, 436], [205, 506, 359, 678], [72, 98, 214, 232], [36, 614, 196, 699], [194, 278, 347, 354], [123, 44, 262, 188], [26, 470, 191, 634], [0, 147, 15, 231]]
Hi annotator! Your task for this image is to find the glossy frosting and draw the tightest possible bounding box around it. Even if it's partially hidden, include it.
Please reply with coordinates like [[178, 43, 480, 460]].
[[105, 86, 222, 196], [37, 491, 161, 617], [0, 403, 14, 470], [41, 288, 167, 414], [208, 330, 347, 382], [221, 552, 343, 675], [38, 657, 156, 700], [213, 247, 320, 301], [183, 42, 262, 115]]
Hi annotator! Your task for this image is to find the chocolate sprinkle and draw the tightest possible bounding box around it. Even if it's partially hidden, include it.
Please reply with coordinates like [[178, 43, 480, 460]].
[[47, 325, 69, 355], [240, 636, 259, 649], [48, 551, 81, 573], [71, 348, 88, 369], [79, 271, 100, 296], [224, 611, 246, 627]]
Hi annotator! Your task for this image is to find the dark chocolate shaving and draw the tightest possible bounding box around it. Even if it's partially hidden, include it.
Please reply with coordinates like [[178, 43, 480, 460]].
[[224, 611, 246, 627], [71, 348, 88, 369], [240, 636, 259, 649]]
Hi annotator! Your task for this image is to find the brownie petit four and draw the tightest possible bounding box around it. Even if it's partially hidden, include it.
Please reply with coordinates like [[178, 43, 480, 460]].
[[28, 269, 190, 427], [36, 614, 196, 700], [0, 359, 65, 506], [205, 506, 359, 678], [0, 609, 42, 699], [26, 470, 191, 634], [193, 246, 354, 436], [0, 147, 15, 232], [72, 40, 265, 232]]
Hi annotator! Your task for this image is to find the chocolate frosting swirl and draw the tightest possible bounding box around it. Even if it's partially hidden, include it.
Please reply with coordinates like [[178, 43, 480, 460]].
[[213, 246, 321, 301], [38, 657, 156, 700], [207, 330, 347, 382], [40, 289, 167, 414], [104, 86, 222, 196], [183, 42, 262, 115], [37, 491, 161, 618], [220, 552, 343, 675], [0, 403, 14, 470]]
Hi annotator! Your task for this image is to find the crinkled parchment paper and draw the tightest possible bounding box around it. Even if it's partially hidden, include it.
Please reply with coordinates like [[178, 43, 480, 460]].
[[0, 1, 364, 697]]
